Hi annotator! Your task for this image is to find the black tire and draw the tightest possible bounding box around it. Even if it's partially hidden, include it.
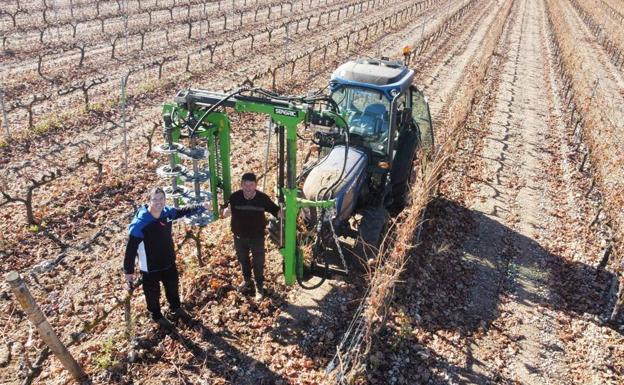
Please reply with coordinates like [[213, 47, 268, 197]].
[[353, 206, 389, 262], [389, 129, 418, 215], [419, 118, 435, 162]]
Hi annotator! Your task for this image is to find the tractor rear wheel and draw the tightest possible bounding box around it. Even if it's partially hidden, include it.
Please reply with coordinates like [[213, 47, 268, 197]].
[[419, 118, 435, 163], [389, 129, 418, 215], [353, 206, 389, 263]]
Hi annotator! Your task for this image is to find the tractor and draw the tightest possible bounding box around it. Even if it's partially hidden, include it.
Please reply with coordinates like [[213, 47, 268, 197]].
[[156, 57, 434, 288]]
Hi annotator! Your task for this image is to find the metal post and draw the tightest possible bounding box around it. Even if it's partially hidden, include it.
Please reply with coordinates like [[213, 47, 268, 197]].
[[282, 24, 289, 87], [5, 272, 86, 381], [590, 78, 599, 103], [123, 0, 129, 57], [263, 119, 273, 191], [0, 88, 9, 138], [218, 117, 232, 200], [420, 14, 427, 43], [120, 76, 129, 169], [190, 135, 201, 199], [601, 11, 607, 43]]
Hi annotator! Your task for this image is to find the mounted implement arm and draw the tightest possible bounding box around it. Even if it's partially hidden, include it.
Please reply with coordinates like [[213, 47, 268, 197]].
[[161, 87, 347, 285], [159, 58, 435, 290]]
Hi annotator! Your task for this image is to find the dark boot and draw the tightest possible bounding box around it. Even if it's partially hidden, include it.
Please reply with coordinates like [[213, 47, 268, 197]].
[[154, 316, 174, 330], [170, 307, 192, 323], [237, 280, 254, 295]]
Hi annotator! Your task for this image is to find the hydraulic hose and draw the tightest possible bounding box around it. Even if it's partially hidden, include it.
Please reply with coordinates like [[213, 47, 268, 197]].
[[190, 87, 250, 135], [189, 85, 351, 290], [295, 222, 330, 289]]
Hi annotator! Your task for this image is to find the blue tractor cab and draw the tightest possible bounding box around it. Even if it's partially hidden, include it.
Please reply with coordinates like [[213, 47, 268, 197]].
[[330, 58, 414, 98], [328, 58, 433, 189], [301, 58, 434, 262], [328, 58, 427, 159], [294, 59, 433, 272]]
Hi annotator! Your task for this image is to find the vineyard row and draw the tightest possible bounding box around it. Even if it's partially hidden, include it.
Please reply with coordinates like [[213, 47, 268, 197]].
[[2, 0, 287, 31], [568, 0, 624, 72], [2, 0, 355, 53], [544, 0, 622, 276], [2, 0, 421, 134], [2, 0, 440, 222]]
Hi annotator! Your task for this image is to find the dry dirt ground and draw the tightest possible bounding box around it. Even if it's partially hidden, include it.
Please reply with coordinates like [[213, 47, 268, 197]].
[[1, 0, 623, 384]]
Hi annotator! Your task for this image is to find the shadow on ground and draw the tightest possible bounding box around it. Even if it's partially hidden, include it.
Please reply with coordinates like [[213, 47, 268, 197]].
[[268, 240, 369, 346], [111, 197, 620, 385], [129, 311, 291, 385], [121, 246, 367, 385], [418, 197, 620, 333], [363, 197, 621, 385]]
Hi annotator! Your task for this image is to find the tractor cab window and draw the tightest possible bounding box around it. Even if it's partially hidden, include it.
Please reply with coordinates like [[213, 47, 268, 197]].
[[332, 86, 391, 155]]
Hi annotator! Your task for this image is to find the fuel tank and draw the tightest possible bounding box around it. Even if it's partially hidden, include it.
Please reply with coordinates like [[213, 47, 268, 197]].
[[302, 145, 368, 221]]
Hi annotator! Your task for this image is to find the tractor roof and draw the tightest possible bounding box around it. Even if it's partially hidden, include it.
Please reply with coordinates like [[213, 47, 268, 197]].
[[330, 59, 414, 97]]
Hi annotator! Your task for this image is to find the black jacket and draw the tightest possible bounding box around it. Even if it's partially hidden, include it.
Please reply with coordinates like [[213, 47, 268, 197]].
[[124, 204, 205, 273], [228, 190, 279, 238]]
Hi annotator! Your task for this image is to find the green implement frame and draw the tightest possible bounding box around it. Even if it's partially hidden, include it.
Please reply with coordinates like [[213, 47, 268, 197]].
[[162, 88, 345, 285]]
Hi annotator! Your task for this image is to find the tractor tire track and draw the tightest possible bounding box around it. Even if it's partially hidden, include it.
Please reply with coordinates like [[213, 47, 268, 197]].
[[470, 0, 572, 382]]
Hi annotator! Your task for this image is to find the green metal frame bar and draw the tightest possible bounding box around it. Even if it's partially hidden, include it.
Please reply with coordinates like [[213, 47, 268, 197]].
[[162, 103, 232, 220]]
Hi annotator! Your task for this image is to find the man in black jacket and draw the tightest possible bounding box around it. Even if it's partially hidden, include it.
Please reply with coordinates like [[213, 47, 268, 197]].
[[124, 187, 210, 325], [223, 173, 280, 300]]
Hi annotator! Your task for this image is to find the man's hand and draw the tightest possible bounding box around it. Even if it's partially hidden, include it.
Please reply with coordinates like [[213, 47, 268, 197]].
[[221, 207, 231, 219], [125, 273, 136, 290]]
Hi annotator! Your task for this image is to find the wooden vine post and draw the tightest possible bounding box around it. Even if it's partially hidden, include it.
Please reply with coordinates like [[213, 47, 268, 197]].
[[5, 271, 87, 381], [0, 88, 9, 138]]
